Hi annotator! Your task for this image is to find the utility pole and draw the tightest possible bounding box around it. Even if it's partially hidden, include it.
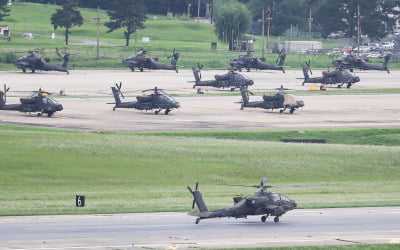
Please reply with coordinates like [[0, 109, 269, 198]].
[[260, 8, 265, 58], [188, 3, 191, 20], [92, 6, 102, 60], [266, 7, 272, 53], [308, 8, 313, 41], [197, 0, 201, 17], [356, 4, 361, 52]]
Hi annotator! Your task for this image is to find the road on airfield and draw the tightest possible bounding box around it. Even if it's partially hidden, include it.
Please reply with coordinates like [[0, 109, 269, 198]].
[[0, 70, 399, 131], [0, 207, 399, 249]]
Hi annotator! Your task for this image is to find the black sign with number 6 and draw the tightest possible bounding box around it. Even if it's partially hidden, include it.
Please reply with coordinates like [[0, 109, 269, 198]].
[[76, 195, 85, 207]]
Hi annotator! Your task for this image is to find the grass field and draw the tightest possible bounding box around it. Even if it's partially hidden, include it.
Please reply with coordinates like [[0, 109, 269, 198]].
[[1, 2, 399, 70], [0, 125, 399, 216]]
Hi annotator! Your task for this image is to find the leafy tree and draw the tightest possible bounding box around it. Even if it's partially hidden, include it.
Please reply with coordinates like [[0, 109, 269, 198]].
[[248, 0, 307, 36], [105, 0, 147, 47], [314, 0, 391, 41], [213, 0, 251, 50], [50, 0, 83, 45], [0, 0, 10, 21]]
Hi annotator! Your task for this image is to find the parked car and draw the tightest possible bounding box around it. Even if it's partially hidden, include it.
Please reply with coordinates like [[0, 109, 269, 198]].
[[327, 31, 345, 39], [22, 33, 34, 40], [327, 48, 341, 55], [341, 46, 353, 53], [353, 46, 370, 53], [368, 43, 381, 51], [381, 41, 394, 49]]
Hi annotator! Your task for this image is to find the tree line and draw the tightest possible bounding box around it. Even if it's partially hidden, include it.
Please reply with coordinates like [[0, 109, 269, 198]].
[[2, 0, 400, 50]]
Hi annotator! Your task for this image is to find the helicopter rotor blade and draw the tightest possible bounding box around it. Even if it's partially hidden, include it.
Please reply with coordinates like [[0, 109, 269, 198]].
[[3, 84, 9, 102], [197, 62, 203, 79], [305, 60, 312, 75], [116, 82, 124, 99]]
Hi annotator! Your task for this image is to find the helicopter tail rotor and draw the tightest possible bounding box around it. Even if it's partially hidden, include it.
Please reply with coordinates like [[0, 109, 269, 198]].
[[1, 84, 10, 106], [187, 182, 208, 212], [197, 62, 203, 79], [276, 49, 286, 66], [115, 82, 125, 99]]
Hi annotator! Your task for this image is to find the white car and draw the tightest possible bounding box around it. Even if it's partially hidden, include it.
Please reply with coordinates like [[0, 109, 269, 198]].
[[353, 46, 370, 53], [381, 41, 394, 49]]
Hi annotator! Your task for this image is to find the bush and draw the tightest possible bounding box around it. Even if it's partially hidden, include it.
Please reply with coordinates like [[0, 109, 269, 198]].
[[4, 53, 17, 63]]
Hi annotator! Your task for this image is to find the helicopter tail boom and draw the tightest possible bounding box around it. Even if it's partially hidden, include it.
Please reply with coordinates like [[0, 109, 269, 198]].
[[111, 87, 122, 106], [240, 86, 249, 105], [187, 184, 208, 213]]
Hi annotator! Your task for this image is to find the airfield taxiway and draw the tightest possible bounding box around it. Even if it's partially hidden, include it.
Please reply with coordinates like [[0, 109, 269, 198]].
[[0, 69, 399, 131], [1, 207, 399, 249], [1, 69, 399, 249]]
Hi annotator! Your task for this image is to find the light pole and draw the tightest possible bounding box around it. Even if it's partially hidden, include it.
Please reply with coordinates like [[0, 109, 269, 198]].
[[188, 3, 192, 20], [356, 4, 361, 53], [308, 8, 313, 41], [259, 8, 265, 58], [92, 6, 103, 60], [266, 8, 272, 53]]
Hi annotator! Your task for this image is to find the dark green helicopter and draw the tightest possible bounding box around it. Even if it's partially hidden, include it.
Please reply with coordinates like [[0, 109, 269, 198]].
[[13, 50, 71, 74], [110, 83, 180, 115], [187, 177, 297, 224], [0, 84, 63, 117], [191, 63, 254, 91], [239, 86, 304, 114]]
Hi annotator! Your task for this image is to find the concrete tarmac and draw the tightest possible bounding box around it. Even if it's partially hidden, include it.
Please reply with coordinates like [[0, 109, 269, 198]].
[[0, 69, 399, 131], [0, 207, 399, 249]]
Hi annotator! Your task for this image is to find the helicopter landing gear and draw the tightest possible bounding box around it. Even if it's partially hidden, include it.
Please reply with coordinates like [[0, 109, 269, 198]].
[[347, 83, 352, 88], [140, 68, 144, 72], [261, 215, 269, 222], [113, 107, 116, 111], [37, 113, 42, 117], [22, 68, 26, 73], [155, 110, 159, 115], [230, 87, 235, 91], [165, 109, 170, 115], [290, 107, 295, 114], [47, 112, 54, 117], [195, 218, 200, 224], [274, 216, 280, 223]]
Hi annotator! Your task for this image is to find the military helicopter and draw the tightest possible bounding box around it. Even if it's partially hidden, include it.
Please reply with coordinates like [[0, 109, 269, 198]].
[[239, 86, 304, 114], [332, 53, 391, 73], [0, 84, 63, 117], [301, 61, 360, 88], [110, 83, 180, 115], [122, 48, 180, 73], [191, 63, 254, 91], [13, 50, 71, 74], [187, 177, 297, 224], [229, 49, 287, 72]]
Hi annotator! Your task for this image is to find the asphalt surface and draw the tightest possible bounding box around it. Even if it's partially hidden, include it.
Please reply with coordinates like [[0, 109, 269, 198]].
[[1, 69, 399, 249], [0, 207, 399, 249], [0, 69, 399, 131]]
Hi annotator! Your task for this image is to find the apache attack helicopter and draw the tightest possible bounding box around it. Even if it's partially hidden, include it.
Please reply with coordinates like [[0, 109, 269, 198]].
[[110, 83, 180, 115], [301, 61, 360, 88], [187, 177, 297, 224], [229, 49, 287, 72], [122, 48, 180, 73], [239, 86, 304, 114], [0, 84, 63, 117], [332, 53, 391, 73], [13, 50, 71, 74], [191, 63, 254, 91]]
